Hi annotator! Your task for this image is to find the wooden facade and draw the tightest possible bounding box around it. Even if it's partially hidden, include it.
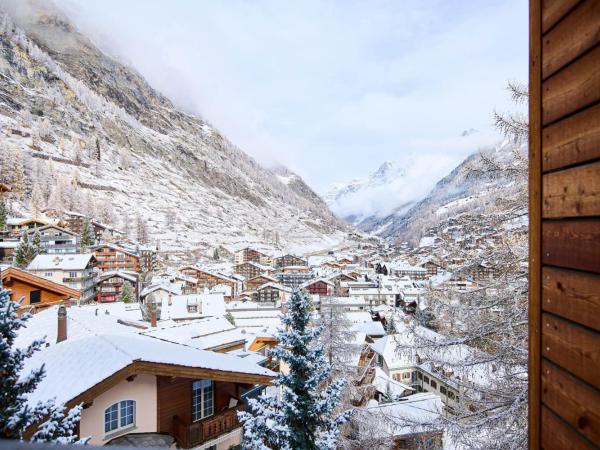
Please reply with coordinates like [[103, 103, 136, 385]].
[[529, 2, 600, 448], [0, 267, 80, 313], [272, 254, 307, 269], [179, 266, 237, 296], [92, 245, 140, 273]]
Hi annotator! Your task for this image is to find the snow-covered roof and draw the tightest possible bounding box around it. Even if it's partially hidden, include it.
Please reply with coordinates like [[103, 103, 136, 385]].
[[21, 333, 274, 407], [157, 293, 226, 321], [27, 253, 94, 271], [372, 367, 414, 398], [140, 282, 182, 298], [96, 270, 139, 283]]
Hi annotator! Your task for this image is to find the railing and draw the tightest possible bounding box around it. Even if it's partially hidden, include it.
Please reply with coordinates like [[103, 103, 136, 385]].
[[172, 404, 245, 448]]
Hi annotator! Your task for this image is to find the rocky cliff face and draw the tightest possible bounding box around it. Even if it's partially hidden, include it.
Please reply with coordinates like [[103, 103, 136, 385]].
[[0, 0, 347, 255]]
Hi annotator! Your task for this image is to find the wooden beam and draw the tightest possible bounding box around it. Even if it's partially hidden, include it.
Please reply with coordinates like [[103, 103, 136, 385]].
[[542, 0, 600, 79], [542, 267, 600, 332], [543, 102, 600, 172], [543, 44, 600, 125], [543, 219, 600, 273], [542, 312, 600, 390], [541, 406, 596, 450], [542, 0, 581, 33], [542, 359, 600, 446], [543, 161, 600, 218], [529, 0, 543, 447]]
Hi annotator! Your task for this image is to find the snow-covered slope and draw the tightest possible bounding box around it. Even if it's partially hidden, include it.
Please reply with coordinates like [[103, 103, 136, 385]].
[[0, 0, 347, 255], [355, 141, 527, 243]]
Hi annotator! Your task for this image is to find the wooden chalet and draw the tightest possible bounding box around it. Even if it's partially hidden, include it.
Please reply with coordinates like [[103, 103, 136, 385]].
[[7, 217, 48, 237], [179, 266, 238, 299], [234, 247, 271, 266], [253, 282, 291, 304], [529, 3, 600, 448], [233, 261, 269, 280], [272, 254, 307, 269], [91, 244, 140, 273], [246, 274, 279, 291], [96, 271, 139, 303], [0, 267, 80, 313], [302, 278, 335, 296]]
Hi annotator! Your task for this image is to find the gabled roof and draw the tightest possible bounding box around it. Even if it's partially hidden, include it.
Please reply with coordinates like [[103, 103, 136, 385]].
[[301, 277, 335, 289], [257, 282, 291, 293], [27, 254, 95, 271], [96, 270, 139, 284], [26, 224, 79, 237], [1, 267, 81, 299], [90, 243, 138, 257], [178, 265, 237, 283], [248, 274, 279, 283], [6, 217, 49, 227]]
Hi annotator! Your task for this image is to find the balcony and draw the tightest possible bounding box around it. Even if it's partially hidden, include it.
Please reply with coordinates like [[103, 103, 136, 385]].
[[172, 404, 245, 448]]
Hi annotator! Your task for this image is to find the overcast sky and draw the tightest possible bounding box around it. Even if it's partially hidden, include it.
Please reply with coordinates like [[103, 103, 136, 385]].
[[59, 0, 528, 194]]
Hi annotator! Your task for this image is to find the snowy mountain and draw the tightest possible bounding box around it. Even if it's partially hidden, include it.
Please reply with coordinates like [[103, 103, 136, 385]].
[[0, 0, 347, 256], [355, 141, 527, 243]]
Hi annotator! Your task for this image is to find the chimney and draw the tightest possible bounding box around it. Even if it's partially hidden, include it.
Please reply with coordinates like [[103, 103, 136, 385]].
[[57, 305, 67, 343], [150, 308, 157, 327]]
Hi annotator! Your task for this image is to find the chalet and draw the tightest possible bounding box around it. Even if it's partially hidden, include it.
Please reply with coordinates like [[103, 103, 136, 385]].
[[178, 266, 238, 299], [18, 306, 274, 448], [246, 274, 279, 291], [234, 247, 271, 266], [0, 267, 80, 313], [27, 253, 96, 303], [0, 239, 18, 262], [301, 278, 335, 296], [272, 254, 307, 269], [420, 260, 444, 277], [391, 262, 428, 280], [253, 282, 291, 304], [91, 244, 140, 273], [276, 270, 314, 288], [337, 257, 354, 266], [140, 282, 182, 304], [63, 212, 124, 242], [7, 217, 48, 237], [96, 270, 139, 303], [329, 272, 357, 296], [27, 224, 80, 254], [233, 261, 270, 280], [138, 244, 158, 273]]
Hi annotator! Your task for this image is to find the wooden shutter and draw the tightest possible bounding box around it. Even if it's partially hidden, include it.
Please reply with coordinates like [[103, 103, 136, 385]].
[[529, 1, 600, 448]]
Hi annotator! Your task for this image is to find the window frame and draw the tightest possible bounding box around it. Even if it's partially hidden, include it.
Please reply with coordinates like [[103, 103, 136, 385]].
[[192, 379, 214, 422], [104, 400, 136, 435]]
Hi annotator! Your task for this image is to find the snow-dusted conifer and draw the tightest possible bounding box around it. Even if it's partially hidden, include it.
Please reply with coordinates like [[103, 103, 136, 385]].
[[14, 231, 35, 268], [0, 288, 87, 443], [118, 282, 134, 304], [80, 219, 94, 250], [239, 289, 352, 450]]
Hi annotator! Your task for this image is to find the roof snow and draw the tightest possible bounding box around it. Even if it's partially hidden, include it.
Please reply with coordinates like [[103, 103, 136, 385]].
[[27, 254, 94, 271]]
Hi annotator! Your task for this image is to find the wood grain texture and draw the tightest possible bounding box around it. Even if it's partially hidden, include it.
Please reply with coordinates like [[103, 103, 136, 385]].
[[543, 219, 600, 273], [542, 359, 600, 446], [541, 406, 596, 450], [543, 0, 600, 79], [542, 267, 600, 332], [529, 1, 543, 447], [543, 45, 600, 125], [543, 161, 600, 217], [542, 313, 600, 390], [543, 102, 600, 172], [542, 0, 582, 32]]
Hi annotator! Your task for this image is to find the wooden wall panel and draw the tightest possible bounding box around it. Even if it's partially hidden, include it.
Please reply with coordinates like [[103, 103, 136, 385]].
[[542, 313, 600, 390], [542, 220, 600, 273], [542, 45, 600, 125], [542, 0, 582, 32], [542, 359, 600, 446], [542, 161, 600, 217], [543, 102, 600, 172], [533, 1, 600, 449], [541, 406, 596, 450], [542, 267, 600, 332], [542, 0, 600, 79]]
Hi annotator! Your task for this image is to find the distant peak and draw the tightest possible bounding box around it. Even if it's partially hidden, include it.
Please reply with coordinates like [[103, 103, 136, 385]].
[[461, 128, 479, 137], [373, 161, 394, 177]]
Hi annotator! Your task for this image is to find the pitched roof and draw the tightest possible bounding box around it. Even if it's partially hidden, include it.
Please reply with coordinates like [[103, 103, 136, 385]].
[[27, 254, 95, 271], [1, 267, 81, 299]]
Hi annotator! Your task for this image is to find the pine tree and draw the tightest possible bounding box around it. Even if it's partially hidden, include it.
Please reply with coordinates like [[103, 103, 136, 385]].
[[11, 150, 26, 200], [0, 289, 87, 443], [80, 219, 94, 250], [14, 231, 36, 268], [0, 200, 7, 230], [31, 229, 43, 256], [239, 290, 352, 450], [30, 183, 45, 216], [213, 248, 220, 260], [118, 281, 134, 304]]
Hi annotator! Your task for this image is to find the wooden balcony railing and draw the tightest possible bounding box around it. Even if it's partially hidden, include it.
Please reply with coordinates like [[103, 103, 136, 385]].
[[172, 404, 245, 449]]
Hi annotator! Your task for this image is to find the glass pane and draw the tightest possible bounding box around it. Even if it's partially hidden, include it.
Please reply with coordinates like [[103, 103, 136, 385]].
[[105, 403, 118, 432]]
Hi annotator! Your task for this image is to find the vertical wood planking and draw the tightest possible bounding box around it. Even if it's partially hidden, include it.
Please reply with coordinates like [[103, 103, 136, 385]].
[[529, 1, 543, 448]]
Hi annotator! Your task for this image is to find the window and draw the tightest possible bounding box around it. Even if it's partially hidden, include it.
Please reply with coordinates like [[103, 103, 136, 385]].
[[104, 400, 135, 434], [69, 271, 77, 278], [30, 290, 41, 304], [430, 380, 438, 389], [402, 372, 411, 380], [417, 372, 423, 380], [448, 391, 455, 400], [424, 376, 430, 384], [440, 386, 447, 395], [192, 380, 214, 421], [44, 272, 53, 277]]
